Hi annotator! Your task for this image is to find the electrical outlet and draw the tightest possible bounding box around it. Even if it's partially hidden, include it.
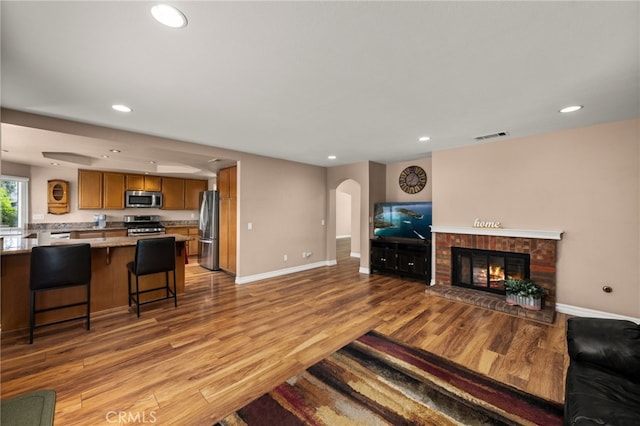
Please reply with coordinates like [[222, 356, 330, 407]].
[[32, 213, 44, 220], [283, 254, 288, 261], [302, 252, 306, 258]]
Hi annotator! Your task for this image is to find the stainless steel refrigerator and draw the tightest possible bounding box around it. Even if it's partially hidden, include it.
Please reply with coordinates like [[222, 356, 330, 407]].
[[198, 190, 219, 270]]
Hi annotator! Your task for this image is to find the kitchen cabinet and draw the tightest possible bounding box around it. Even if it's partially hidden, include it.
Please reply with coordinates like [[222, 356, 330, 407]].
[[218, 166, 237, 273], [47, 180, 69, 214], [184, 179, 207, 210], [166, 226, 198, 259], [187, 227, 199, 258], [78, 170, 103, 209], [161, 177, 185, 210], [103, 172, 125, 209], [370, 238, 430, 282], [126, 174, 161, 191]]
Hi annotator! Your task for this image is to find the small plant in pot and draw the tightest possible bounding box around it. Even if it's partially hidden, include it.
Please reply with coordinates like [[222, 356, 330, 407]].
[[504, 278, 547, 311]]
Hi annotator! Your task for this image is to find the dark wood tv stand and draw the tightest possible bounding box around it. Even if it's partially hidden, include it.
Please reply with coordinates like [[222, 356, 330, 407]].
[[370, 237, 431, 283]]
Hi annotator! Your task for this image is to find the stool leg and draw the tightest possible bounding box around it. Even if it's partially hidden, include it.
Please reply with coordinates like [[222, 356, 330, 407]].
[[173, 270, 177, 308], [135, 276, 141, 317], [86, 282, 91, 331], [29, 290, 36, 344], [128, 270, 132, 307]]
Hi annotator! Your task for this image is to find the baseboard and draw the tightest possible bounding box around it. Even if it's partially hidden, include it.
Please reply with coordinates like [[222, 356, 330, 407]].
[[359, 267, 370, 274], [350, 252, 360, 258], [235, 261, 333, 284], [555, 303, 640, 323]]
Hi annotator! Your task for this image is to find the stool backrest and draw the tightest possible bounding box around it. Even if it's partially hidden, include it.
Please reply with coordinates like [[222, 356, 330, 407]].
[[30, 244, 92, 290], [132, 237, 176, 276]]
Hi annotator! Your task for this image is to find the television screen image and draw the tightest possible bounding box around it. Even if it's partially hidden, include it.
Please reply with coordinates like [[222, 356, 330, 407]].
[[373, 202, 432, 240]]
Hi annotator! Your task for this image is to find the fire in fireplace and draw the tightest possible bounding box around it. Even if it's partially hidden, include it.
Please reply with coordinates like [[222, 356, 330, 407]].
[[451, 247, 530, 295]]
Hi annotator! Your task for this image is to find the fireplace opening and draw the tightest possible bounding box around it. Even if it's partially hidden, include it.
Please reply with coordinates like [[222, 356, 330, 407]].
[[451, 247, 530, 295]]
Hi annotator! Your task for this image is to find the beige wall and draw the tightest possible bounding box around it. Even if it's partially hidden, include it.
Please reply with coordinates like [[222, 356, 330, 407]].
[[236, 156, 327, 278], [385, 157, 433, 202], [433, 118, 640, 317]]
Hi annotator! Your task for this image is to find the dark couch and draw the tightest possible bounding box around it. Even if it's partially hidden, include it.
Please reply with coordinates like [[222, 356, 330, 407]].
[[565, 317, 640, 425]]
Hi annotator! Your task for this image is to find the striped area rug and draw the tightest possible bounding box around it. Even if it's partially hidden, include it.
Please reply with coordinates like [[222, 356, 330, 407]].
[[216, 331, 564, 425]]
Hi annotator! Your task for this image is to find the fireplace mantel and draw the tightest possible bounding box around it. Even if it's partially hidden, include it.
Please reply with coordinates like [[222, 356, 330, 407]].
[[430, 226, 563, 240]]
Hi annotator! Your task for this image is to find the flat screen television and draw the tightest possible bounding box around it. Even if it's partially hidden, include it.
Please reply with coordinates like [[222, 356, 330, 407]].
[[373, 201, 432, 240]]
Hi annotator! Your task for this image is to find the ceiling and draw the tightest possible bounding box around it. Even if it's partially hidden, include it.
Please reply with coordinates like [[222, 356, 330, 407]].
[[1, 1, 639, 176]]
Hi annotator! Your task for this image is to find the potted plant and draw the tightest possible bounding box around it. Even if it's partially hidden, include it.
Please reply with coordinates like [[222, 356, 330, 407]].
[[504, 278, 547, 310]]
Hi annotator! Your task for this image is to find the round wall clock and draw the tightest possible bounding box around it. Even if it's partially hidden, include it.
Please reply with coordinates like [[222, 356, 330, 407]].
[[398, 165, 427, 194]]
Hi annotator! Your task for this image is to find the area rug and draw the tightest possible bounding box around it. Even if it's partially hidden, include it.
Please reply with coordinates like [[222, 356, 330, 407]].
[[0, 390, 56, 426], [216, 332, 563, 425]]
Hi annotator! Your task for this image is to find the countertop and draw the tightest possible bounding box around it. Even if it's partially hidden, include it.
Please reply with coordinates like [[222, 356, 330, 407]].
[[0, 233, 194, 255]]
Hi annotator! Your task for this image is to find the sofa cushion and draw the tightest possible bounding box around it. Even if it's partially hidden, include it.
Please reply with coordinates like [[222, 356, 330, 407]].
[[564, 362, 640, 426], [566, 317, 640, 381]]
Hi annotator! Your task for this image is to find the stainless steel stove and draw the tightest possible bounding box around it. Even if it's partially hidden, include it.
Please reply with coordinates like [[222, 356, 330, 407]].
[[123, 215, 166, 236]]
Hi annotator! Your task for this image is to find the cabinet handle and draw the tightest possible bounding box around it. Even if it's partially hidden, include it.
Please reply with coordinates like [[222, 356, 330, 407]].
[[381, 258, 386, 262], [408, 262, 414, 266]]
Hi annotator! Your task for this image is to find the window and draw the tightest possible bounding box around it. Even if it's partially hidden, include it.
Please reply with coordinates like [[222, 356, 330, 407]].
[[1, 175, 29, 233]]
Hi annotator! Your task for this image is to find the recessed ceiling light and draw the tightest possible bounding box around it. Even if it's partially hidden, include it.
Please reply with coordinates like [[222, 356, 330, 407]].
[[418, 136, 431, 142], [151, 4, 188, 28], [559, 105, 583, 113], [50, 162, 59, 166], [110, 149, 121, 153], [101, 155, 109, 158], [149, 161, 156, 164], [328, 155, 337, 160], [112, 104, 132, 113]]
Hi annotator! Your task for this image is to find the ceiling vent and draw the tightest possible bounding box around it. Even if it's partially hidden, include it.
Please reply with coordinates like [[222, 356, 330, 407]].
[[474, 131, 510, 141]]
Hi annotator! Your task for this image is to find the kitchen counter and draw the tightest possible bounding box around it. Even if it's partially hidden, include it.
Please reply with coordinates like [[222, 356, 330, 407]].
[[1, 234, 192, 333], [0, 233, 193, 255]]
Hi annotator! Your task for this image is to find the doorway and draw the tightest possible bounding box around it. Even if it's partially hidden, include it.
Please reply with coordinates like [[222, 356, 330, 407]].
[[336, 179, 361, 265]]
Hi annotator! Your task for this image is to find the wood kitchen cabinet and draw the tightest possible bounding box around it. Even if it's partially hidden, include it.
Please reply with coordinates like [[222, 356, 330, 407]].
[[103, 172, 125, 209], [126, 174, 161, 191], [78, 170, 125, 210], [218, 166, 237, 273], [47, 180, 69, 214], [161, 177, 185, 210], [166, 226, 199, 260], [184, 179, 207, 210], [78, 170, 103, 209]]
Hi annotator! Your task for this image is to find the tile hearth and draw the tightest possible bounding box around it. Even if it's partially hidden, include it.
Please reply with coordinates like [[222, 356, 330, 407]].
[[425, 284, 555, 324]]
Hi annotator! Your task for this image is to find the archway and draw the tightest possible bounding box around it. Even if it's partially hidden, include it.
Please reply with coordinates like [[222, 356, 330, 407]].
[[335, 179, 361, 264]]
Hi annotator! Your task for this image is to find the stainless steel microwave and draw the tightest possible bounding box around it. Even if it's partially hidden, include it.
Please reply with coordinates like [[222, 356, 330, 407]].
[[125, 191, 163, 208]]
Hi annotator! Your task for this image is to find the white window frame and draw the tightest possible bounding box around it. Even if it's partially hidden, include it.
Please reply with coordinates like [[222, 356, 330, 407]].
[[0, 175, 29, 233]]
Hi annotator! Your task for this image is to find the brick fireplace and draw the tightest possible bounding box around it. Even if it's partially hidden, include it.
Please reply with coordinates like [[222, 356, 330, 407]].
[[426, 226, 562, 323]]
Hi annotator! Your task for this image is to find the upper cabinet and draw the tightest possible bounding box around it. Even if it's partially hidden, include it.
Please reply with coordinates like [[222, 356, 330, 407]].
[[78, 169, 207, 210], [126, 174, 161, 191], [184, 179, 207, 210], [78, 170, 103, 209], [161, 177, 185, 210], [103, 172, 125, 209], [47, 179, 69, 214]]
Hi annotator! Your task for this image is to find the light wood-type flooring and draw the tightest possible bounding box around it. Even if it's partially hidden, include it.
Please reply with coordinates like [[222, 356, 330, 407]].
[[1, 239, 568, 425]]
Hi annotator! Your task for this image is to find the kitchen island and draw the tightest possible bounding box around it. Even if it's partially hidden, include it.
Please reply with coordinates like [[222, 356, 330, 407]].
[[0, 234, 192, 332]]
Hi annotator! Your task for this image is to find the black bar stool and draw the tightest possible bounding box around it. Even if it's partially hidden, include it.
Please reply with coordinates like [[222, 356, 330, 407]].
[[127, 237, 177, 317], [29, 243, 92, 344]]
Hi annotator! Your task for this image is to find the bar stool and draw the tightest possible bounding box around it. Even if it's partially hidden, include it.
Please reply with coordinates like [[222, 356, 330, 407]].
[[29, 243, 92, 344], [127, 237, 177, 317]]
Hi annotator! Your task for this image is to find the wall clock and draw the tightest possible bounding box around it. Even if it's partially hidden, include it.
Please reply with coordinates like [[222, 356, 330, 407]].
[[398, 165, 427, 194]]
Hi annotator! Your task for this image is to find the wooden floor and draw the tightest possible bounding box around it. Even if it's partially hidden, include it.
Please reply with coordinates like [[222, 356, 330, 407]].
[[1, 240, 568, 425]]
